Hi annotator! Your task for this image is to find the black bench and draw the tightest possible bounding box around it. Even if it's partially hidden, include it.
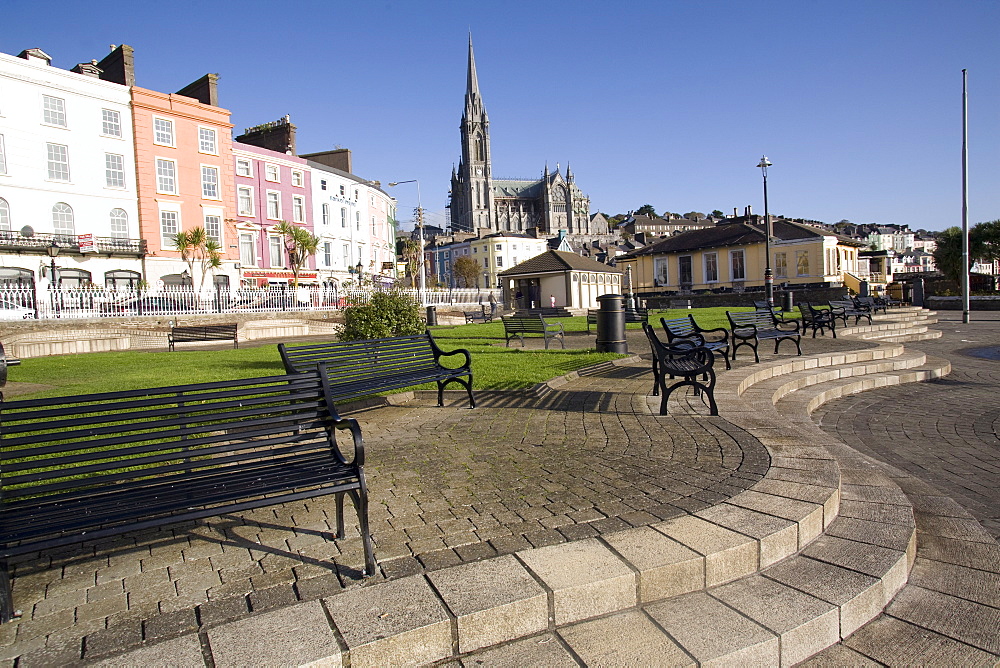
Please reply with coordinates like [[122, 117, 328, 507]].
[[727, 310, 802, 362], [278, 331, 475, 408], [0, 342, 21, 396], [797, 302, 837, 338], [586, 307, 649, 332], [0, 368, 374, 622], [168, 323, 238, 351], [828, 299, 873, 326], [855, 296, 887, 315], [464, 308, 493, 324], [502, 315, 565, 349], [660, 315, 731, 370], [642, 323, 717, 415]]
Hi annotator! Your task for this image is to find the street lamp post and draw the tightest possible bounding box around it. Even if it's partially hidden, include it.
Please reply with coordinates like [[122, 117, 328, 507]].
[[387, 180, 425, 305], [45, 241, 61, 317], [757, 156, 774, 307]]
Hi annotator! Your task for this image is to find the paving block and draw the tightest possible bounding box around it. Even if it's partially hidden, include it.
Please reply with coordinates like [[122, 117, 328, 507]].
[[886, 585, 1000, 654], [646, 591, 778, 667], [516, 538, 635, 625], [207, 600, 341, 667], [802, 534, 909, 602], [764, 556, 884, 637], [843, 614, 998, 666], [89, 634, 205, 668], [460, 634, 577, 667], [751, 479, 840, 528], [653, 515, 757, 586], [427, 555, 546, 653], [324, 575, 451, 667], [795, 641, 883, 666], [558, 610, 694, 667], [602, 526, 704, 601], [906, 558, 1000, 608], [711, 575, 839, 668], [726, 490, 824, 548], [696, 503, 798, 568]]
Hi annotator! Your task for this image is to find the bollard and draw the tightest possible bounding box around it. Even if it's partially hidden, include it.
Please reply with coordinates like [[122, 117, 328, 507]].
[[782, 291, 794, 312], [425, 305, 437, 326], [595, 294, 627, 354], [912, 278, 924, 307]]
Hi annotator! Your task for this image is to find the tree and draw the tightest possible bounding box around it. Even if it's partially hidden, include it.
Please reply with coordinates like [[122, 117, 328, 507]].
[[711, 210, 725, 218], [453, 256, 481, 288], [683, 212, 706, 221], [272, 221, 320, 288], [398, 238, 422, 287], [172, 227, 221, 291], [339, 290, 423, 341], [635, 204, 657, 218], [932, 220, 1000, 282]]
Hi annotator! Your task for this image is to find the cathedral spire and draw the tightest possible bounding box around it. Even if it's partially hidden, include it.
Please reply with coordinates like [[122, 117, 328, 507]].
[[465, 34, 486, 119]]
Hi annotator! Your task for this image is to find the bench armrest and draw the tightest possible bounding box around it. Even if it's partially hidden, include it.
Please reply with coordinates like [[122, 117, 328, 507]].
[[545, 322, 565, 335], [331, 415, 366, 467], [427, 331, 472, 369], [775, 320, 800, 333], [695, 324, 729, 344]]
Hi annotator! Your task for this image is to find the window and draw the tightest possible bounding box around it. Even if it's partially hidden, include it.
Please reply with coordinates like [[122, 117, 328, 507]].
[[204, 214, 221, 243], [52, 203, 76, 236], [0, 198, 10, 231], [46, 143, 70, 181], [153, 118, 174, 146], [265, 164, 279, 182], [291, 170, 304, 187], [102, 109, 121, 137], [0, 134, 6, 175], [775, 252, 788, 278], [496, 256, 503, 267], [341, 208, 347, 228], [320, 179, 327, 191], [323, 242, 332, 267], [105, 153, 126, 188], [235, 158, 252, 177], [109, 208, 128, 238], [371, 215, 376, 232], [266, 191, 280, 219], [731, 250, 746, 280], [339, 185, 346, 196], [155, 158, 176, 194], [495, 244, 502, 251], [201, 166, 220, 199], [355, 211, 360, 230], [796, 250, 809, 276], [240, 232, 256, 266], [269, 236, 284, 267], [679, 256, 693, 285], [653, 257, 669, 287], [159, 210, 178, 246], [322, 203, 330, 225], [343, 245, 350, 267], [237, 186, 254, 216], [198, 127, 217, 154], [292, 195, 305, 223], [42, 95, 66, 126], [705, 252, 719, 282]]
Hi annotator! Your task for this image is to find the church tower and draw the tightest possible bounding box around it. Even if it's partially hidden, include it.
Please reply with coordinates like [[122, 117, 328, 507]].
[[450, 35, 493, 233]]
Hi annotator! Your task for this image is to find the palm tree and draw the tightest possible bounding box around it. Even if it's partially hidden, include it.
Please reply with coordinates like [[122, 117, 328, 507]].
[[399, 238, 421, 287], [172, 227, 221, 291], [273, 221, 320, 288]]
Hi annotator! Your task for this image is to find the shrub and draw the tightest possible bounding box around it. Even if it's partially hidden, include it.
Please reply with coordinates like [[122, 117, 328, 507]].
[[338, 290, 424, 341]]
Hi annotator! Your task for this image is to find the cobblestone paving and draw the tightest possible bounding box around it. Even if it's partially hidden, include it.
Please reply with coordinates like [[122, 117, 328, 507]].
[[4, 330, 777, 660], [814, 312, 1000, 540]]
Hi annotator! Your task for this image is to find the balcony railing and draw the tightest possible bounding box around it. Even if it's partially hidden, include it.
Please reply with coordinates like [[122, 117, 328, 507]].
[[0, 231, 147, 256]]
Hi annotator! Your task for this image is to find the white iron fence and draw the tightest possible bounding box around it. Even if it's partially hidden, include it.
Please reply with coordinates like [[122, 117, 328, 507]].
[[0, 286, 501, 321]]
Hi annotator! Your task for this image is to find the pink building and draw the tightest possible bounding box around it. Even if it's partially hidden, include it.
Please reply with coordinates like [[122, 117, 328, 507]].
[[231, 138, 314, 287]]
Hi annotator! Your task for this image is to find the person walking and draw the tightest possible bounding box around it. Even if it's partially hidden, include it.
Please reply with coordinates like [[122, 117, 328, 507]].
[[550, 294, 556, 308]]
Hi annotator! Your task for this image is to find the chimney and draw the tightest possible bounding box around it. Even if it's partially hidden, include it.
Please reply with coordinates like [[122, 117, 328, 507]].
[[177, 73, 220, 107], [71, 60, 103, 78], [237, 116, 298, 155], [97, 44, 135, 86], [300, 148, 352, 173]]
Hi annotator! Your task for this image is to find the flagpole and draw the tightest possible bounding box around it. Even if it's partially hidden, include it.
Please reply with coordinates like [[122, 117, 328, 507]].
[[961, 69, 970, 324]]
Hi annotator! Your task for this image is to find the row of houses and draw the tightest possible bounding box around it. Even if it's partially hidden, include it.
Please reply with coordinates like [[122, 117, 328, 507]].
[[0, 45, 397, 296]]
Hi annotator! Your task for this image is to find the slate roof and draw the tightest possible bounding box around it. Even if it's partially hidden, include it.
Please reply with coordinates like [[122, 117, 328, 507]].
[[498, 250, 622, 277], [623, 219, 864, 258], [493, 179, 544, 198]]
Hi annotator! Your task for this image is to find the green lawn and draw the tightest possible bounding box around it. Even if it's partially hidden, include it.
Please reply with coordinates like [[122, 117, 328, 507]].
[[7, 307, 780, 401]]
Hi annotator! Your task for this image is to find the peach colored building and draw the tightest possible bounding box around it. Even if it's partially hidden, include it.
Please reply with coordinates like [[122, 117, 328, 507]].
[[132, 79, 235, 290]]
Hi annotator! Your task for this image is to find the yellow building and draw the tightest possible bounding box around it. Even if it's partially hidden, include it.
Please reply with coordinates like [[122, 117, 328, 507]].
[[617, 217, 864, 297]]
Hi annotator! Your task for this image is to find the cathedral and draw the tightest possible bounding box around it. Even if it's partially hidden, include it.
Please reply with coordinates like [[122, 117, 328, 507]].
[[448, 37, 602, 238]]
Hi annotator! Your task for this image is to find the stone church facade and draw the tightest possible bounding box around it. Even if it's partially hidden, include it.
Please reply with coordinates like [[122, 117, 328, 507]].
[[448, 38, 602, 238]]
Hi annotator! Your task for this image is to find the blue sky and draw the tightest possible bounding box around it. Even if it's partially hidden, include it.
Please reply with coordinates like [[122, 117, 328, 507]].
[[6, 0, 998, 232]]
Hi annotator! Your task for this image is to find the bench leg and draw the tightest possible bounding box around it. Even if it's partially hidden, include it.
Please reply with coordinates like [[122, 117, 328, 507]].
[[335, 492, 346, 539], [346, 485, 376, 577], [0, 559, 15, 623]]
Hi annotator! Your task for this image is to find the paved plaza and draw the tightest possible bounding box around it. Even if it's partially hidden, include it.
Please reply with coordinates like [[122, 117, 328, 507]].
[[1, 314, 997, 665]]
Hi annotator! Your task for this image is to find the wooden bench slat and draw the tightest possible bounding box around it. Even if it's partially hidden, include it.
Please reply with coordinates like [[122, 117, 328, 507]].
[[660, 315, 731, 370], [727, 310, 802, 362], [168, 323, 238, 351]]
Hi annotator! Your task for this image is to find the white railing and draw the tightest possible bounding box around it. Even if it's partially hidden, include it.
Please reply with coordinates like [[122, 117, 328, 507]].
[[0, 286, 501, 320]]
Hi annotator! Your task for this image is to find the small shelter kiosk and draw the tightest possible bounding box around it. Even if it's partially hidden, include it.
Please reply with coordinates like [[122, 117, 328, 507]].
[[498, 250, 622, 311]]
